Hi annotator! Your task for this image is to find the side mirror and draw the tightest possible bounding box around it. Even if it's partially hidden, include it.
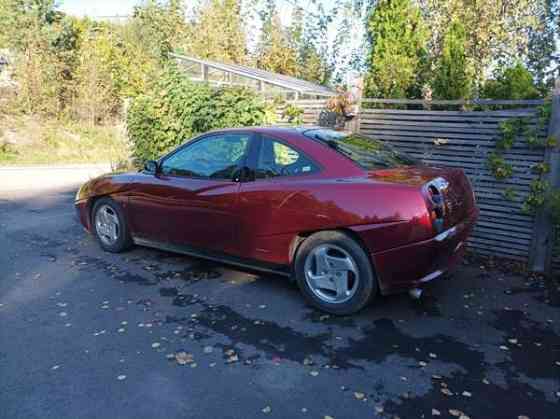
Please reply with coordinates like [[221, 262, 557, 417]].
[[144, 160, 159, 175]]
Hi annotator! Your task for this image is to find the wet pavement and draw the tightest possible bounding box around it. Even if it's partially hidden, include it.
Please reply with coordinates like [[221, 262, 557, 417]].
[[0, 183, 559, 419]]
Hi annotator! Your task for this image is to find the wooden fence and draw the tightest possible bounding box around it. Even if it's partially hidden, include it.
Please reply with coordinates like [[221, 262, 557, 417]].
[[275, 94, 560, 274]]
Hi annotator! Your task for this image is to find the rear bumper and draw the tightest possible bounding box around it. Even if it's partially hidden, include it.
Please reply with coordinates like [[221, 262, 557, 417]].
[[372, 208, 478, 295]]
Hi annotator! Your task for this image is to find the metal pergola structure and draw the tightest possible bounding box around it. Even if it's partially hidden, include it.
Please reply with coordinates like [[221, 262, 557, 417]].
[[171, 53, 335, 100]]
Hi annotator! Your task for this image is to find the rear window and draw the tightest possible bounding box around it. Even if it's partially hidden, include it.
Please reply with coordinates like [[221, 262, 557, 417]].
[[299, 128, 418, 170]]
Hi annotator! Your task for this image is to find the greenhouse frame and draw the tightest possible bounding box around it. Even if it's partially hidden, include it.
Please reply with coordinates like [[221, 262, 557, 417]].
[[171, 53, 335, 100]]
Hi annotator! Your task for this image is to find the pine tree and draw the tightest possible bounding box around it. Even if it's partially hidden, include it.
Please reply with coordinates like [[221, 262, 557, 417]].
[[188, 0, 248, 64], [256, 6, 298, 76], [432, 20, 472, 99], [364, 0, 428, 98], [289, 6, 331, 84]]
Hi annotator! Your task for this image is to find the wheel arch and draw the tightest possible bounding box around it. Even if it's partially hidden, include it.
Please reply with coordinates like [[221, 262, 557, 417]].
[[289, 228, 379, 282]]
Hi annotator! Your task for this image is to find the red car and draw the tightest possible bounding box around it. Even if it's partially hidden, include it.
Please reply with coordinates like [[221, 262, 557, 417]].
[[75, 127, 478, 314]]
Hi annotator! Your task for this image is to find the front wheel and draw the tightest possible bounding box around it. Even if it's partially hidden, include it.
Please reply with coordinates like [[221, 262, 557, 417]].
[[294, 231, 377, 315], [91, 197, 132, 253]]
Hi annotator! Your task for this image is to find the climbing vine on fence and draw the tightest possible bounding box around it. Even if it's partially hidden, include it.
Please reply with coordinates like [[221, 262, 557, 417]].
[[486, 102, 560, 261]]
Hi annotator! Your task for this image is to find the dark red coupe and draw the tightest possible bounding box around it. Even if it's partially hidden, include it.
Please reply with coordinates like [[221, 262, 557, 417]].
[[75, 127, 478, 314]]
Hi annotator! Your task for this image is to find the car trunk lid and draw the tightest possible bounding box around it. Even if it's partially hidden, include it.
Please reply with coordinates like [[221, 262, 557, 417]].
[[368, 165, 476, 229]]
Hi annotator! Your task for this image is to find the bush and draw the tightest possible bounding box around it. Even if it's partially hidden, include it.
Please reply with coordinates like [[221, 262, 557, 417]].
[[126, 66, 266, 162], [482, 63, 541, 100]]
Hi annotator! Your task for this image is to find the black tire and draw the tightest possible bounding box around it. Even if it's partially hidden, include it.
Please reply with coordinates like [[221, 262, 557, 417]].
[[91, 197, 132, 253], [294, 231, 377, 315]]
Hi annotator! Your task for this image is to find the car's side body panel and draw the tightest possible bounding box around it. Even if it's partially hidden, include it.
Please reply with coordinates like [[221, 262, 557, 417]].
[[125, 173, 242, 254], [75, 127, 479, 296]]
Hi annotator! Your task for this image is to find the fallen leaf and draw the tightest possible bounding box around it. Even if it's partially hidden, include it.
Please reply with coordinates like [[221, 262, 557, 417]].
[[441, 388, 454, 396], [226, 354, 239, 363], [354, 392, 365, 400], [175, 351, 194, 365]]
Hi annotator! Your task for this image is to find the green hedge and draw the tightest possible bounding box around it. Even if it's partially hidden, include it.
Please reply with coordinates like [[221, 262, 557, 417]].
[[127, 66, 266, 163]]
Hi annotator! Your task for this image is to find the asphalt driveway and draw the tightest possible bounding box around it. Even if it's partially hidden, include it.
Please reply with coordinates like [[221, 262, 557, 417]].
[[0, 167, 559, 419]]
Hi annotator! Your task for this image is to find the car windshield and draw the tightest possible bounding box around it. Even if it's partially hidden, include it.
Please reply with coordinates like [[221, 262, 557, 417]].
[[299, 128, 418, 170]]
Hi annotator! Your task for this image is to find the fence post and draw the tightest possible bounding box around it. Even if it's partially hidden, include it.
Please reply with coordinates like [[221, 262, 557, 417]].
[[529, 79, 560, 274]]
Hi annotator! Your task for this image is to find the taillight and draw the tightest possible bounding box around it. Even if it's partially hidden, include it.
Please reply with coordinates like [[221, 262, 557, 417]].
[[425, 179, 447, 233]]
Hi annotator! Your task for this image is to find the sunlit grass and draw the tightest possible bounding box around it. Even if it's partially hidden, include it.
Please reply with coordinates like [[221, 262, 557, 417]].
[[0, 116, 130, 166]]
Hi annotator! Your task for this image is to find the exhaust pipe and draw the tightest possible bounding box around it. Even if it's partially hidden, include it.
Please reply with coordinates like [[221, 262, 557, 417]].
[[408, 288, 423, 300]]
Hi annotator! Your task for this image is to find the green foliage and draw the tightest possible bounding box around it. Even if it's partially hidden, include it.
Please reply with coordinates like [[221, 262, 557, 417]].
[[288, 5, 332, 84], [257, 9, 298, 76], [482, 63, 541, 100], [126, 66, 265, 162], [502, 187, 517, 202], [364, 0, 428, 98], [487, 152, 513, 180], [282, 104, 304, 125], [130, 0, 188, 62], [522, 179, 550, 214], [496, 119, 523, 150], [532, 162, 550, 175], [422, 0, 552, 89], [432, 20, 472, 99], [188, 0, 248, 64]]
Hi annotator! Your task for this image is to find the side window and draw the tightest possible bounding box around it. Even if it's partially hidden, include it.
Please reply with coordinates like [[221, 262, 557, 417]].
[[161, 134, 249, 179], [256, 137, 319, 179]]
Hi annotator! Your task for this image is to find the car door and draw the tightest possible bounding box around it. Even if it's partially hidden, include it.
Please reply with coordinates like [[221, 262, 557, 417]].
[[127, 132, 253, 254], [235, 134, 322, 265]]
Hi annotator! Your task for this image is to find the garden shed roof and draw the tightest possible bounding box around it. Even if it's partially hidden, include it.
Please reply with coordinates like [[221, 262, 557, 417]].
[[171, 53, 335, 98]]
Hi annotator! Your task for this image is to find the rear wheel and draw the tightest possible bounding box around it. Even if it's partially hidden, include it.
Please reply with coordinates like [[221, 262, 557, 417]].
[[92, 197, 132, 253], [294, 231, 377, 315]]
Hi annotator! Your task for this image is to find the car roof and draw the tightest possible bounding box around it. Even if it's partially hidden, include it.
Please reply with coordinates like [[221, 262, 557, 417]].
[[211, 126, 340, 141]]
